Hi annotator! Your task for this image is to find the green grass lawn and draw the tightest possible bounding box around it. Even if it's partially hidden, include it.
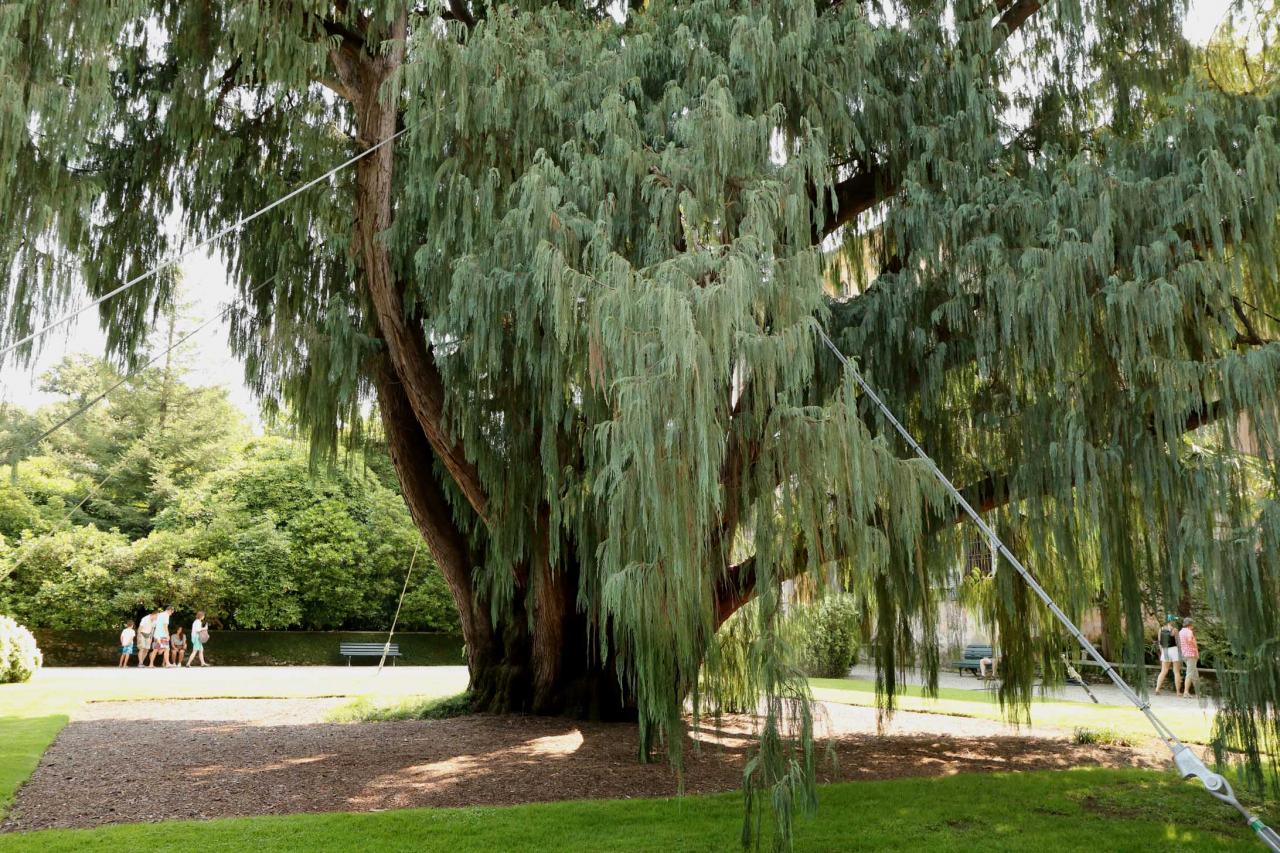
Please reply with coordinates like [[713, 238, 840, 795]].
[[325, 692, 472, 722], [0, 715, 65, 816], [0, 768, 1265, 851], [810, 677, 1217, 745]]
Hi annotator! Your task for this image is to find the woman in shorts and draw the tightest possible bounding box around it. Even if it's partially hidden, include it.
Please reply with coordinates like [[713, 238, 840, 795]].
[[170, 626, 187, 664], [1154, 614, 1182, 693]]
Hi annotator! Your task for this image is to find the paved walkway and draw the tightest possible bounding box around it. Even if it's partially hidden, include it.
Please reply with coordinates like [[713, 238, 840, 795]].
[[846, 663, 1217, 713], [19, 664, 471, 704]]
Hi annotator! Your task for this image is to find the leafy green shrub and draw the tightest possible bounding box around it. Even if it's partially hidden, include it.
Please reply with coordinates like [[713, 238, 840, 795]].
[[3, 526, 133, 630], [0, 615, 42, 683], [791, 594, 860, 678], [1071, 726, 1134, 747]]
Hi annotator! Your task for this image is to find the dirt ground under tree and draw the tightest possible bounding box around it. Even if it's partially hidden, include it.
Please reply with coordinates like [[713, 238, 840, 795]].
[[3, 697, 1168, 832]]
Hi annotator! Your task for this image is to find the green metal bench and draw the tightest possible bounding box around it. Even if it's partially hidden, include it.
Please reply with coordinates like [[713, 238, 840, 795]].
[[339, 641, 401, 665], [952, 644, 993, 676]]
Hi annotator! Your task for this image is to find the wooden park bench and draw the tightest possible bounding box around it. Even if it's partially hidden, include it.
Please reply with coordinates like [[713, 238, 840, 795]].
[[952, 644, 993, 676], [339, 641, 402, 665]]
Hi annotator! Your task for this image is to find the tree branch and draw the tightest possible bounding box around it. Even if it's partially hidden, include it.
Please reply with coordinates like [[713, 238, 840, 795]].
[[993, 0, 1042, 46], [347, 7, 491, 523], [442, 0, 477, 29], [213, 58, 243, 109], [818, 0, 1045, 240], [373, 356, 492, 662], [818, 166, 888, 240]]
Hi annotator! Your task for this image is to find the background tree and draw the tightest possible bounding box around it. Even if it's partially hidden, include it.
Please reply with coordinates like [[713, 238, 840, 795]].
[[3, 0, 1280, 828], [0, 526, 133, 630], [0, 366, 457, 634], [160, 435, 457, 631], [6, 351, 247, 537]]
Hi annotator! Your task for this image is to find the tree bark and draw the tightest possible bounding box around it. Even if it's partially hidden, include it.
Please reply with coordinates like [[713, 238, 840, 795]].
[[374, 359, 490, 663], [337, 11, 490, 523], [375, 355, 632, 717], [336, 14, 629, 718]]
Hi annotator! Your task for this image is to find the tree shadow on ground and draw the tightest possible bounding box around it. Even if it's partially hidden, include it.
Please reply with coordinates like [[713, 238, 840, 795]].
[[1, 702, 1164, 832]]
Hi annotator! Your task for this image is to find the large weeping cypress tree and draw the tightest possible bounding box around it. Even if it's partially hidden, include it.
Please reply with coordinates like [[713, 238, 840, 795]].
[[3, 0, 1280, 827]]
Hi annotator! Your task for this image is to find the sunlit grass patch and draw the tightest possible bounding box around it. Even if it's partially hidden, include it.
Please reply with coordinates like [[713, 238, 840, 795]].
[[1072, 726, 1136, 747], [326, 692, 473, 722], [0, 768, 1269, 851]]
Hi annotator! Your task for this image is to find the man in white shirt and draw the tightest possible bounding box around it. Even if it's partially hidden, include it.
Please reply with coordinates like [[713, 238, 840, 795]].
[[136, 609, 158, 668], [148, 606, 173, 667]]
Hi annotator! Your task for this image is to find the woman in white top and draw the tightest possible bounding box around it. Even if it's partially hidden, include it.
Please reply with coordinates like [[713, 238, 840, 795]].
[[149, 606, 173, 667], [186, 612, 209, 667]]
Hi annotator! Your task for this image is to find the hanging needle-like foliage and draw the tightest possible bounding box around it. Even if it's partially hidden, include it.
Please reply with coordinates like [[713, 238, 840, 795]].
[[2, 0, 1279, 845]]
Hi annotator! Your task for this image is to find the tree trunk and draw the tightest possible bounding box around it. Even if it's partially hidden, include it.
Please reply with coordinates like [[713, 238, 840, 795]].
[[375, 358, 632, 717], [468, 578, 635, 720], [338, 18, 635, 721]]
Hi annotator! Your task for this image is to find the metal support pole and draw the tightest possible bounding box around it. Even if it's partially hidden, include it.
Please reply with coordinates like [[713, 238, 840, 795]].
[[816, 327, 1280, 851]]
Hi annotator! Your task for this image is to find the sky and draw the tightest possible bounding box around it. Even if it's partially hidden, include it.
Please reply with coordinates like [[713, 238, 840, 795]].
[[0, 0, 1241, 424], [0, 248, 254, 421]]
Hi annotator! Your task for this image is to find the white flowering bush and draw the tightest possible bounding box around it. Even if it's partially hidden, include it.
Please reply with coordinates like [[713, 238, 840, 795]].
[[0, 615, 42, 683]]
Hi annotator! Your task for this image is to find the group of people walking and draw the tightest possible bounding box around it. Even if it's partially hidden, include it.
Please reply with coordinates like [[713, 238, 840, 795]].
[[1154, 614, 1199, 697], [117, 606, 209, 668]]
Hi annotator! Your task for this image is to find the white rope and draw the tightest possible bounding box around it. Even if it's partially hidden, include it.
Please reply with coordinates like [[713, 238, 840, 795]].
[[1, 126, 411, 361], [815, 324, 1280, 851], [377, 540, 421, 674], [1, 272, 278, 575], [1060, 653, 1100, 704], [13, 275, 278, 454]]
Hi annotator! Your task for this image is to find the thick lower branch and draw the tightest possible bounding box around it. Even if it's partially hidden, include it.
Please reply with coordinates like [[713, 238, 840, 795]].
[[817, 0, 1045, 240], [340, 12, 490, 522], [374, 357, 492, 661], [819, 167, 888, 240], [994, 0, 1042, 44]]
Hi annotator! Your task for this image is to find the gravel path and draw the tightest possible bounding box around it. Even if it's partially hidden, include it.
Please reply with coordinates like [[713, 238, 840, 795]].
[[3, 697, 1165, 831]]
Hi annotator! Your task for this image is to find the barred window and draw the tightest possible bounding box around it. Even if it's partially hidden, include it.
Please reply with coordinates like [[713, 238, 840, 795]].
[[965, 537, 995, 576]]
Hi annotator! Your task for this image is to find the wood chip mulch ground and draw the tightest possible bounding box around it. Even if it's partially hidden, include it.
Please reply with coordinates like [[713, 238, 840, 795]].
[[2, 697, 1166, 831]]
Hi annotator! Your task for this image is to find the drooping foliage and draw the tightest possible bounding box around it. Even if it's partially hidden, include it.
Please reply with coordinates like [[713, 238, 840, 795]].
[[2, 0, 1280, 840]]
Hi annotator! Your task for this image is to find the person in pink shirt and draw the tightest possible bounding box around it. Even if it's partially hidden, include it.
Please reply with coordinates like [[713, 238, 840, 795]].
[[1179, 617, 1200, 697]]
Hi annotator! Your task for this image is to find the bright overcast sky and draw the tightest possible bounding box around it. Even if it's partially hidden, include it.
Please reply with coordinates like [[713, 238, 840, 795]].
[[0, 0, 1239, 425]]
